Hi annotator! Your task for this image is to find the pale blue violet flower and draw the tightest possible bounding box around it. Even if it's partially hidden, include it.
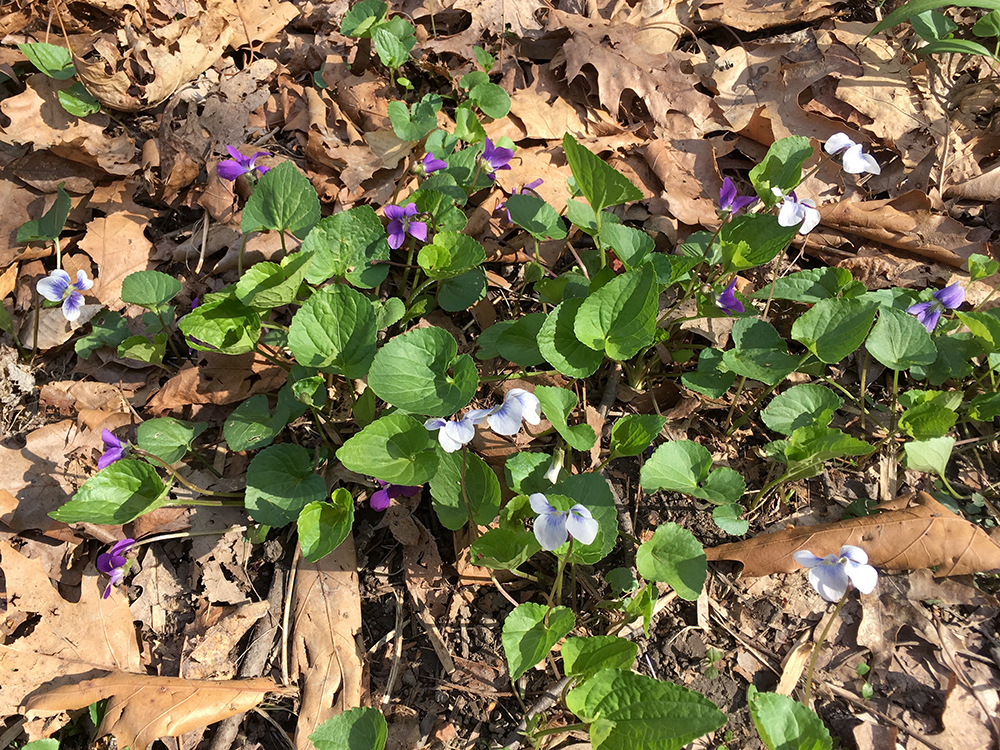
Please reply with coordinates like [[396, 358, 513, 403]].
[[480, 138, 513, 180], [906, 282, 964, 332], [37, 269, 93, 322], [773, 188, 821, 235], [385, 203, 428, 250], [424, 410, 490, 453], [793, 545, 878, 602], [496, 179, 544, 222], [217, 145, 270, 181], [97, 538, 135, 599], [98, 429, 128, 470], [371, 480, 421, 511], [420, 152, 448, 176], [824, 133, 880, 176], [481, 388, 541, 435], [716, 279, 744, 316], [719, 177, 757, 215], [529, 493, 599, 551]]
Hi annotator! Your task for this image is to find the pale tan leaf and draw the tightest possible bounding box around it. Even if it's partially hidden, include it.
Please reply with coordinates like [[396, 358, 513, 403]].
[[77, 209, 155, 309]]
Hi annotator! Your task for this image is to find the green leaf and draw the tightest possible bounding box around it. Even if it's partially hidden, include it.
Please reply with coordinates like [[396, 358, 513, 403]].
[[681, 348, 736, 399], [121, 270, 182, 309], [117, 334, 165, 365], [762, 384, 842, 436], [57, 82, 100, 116], [749, 136, 814, 206], [752, 267, 853, 303], [387, 94, 443, 141], [179, 295, 261, 355], [865, 306, 938, 371], [17, 183, 71, 243], [910, 333, 979, 385], [75, 310, 130, 358], [18, 43, 75, 79], [903, 436, 955, 479], [502, 602, 575, 679], [563, 636, 638, 679], [454, 103, 487, 143], [368, 326, 478, 416], [636, 523, 706, 600], [534, 386, 596, 451], [497, 312, 547, 367], [417, 231, 486, 279], [50, 460, 169, 525], [22, 740, 61, 750], [234, 252, 312, 309], [973, 9, 1000, 36], [469, 81, 511, 119], [969, 252, 999, 281], [241, 161, 321, 239], [224, 394, 282, 452], [374, 26, 411, 68], [713, 504, 749, 536], [781, 426, 874, 482], [969, 391, 1000, 421], [506, 194, 567, 241], [504, 452, 551, 495], [438, 269, 486, 311], [720, 214, 798, 272], [341, 0, 388, 36], [470, 528, 541, 570], [750, 691, 832, 750], [537, 299, 604, 378], [298, 489, 354, 563], [429, 447, 501, 530], [911, 10, 957, 40], [566, 669, 726, 750], [460, 71, 490, 90], [641, 441, 745, 506], [956, 310, 1000, 351], [374, 297, 405, 330], [310, 706, 387, 750], [792, 297, 877, 364], [723, 318, 800, 386], [899, 402, 957, 439], [245, 444, 327, 527], [599, 223, 653, 269], [575, 265, 657, 361], [919, 38, 999, 59], [301, 206, 390, 288], [288, 285, 376, 378], [474, 46, 496, 71], [610, 414, 666, 458], [336, 413, 439, 485], [137, 418, 206, 463], [871, 0, 1000, 35], [562, 133, 642, 213]]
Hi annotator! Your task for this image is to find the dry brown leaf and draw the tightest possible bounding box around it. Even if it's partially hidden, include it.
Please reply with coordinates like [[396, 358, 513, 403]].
[[420, 0, 548, 60], [504, 64, 592, 141], [291, 535, 364, 750], [146, 352, 287, 414], [645, 136, 721, 226], [182, 601, 270, 680], [705, 492, 1000, 577], [819, 192, 990, 268], [0, 420, 80, 534], [0, 541, 142, 721], [695, 0, 838, 32], [24, 673, 291, 750]]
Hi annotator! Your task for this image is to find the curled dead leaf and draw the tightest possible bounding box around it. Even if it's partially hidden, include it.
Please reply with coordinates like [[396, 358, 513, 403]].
[[705, 492, 1000, 577]]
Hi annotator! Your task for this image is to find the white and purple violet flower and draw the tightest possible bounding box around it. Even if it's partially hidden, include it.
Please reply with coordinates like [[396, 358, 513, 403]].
[[793, 545, 878, 602], [37, 269, 93, 322], [529, 493, 599, 551], [824, 133, 880, 176], [424, 388, 541, 453], [772, 188, 821, 235]]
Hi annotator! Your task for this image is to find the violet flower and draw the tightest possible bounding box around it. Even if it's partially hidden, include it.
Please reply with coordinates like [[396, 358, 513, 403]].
[[773, 188, 821, 235], [217, 145, 270, 181], [906, 282, 965, 333], [98, 429, 128, 470], [385, 203, 428, 250], [480, 388, 541, 435], [420, 152, 448, 176], [371, 480, 421, 511], [529, 493, 599, 551], [496, 179, 544, 222], [544, 456, 561, 485], [793, 545, 878, 602], [824, 133, 880, 176], [719, 177, 757, 216], [424, 410, 490, 453], [97, 538, 135, 599], [716, 279, 744, 316], [37, 269, 92, 322], [479, 138, 513, 180]]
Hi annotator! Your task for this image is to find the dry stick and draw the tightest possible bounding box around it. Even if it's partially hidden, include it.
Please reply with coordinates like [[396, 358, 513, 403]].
[[207, 548, 289, 750], [195, 208, 211, 275], [501, 677, 573, 750], [381, 587, 406, 707], [281, 545, 303, 688]]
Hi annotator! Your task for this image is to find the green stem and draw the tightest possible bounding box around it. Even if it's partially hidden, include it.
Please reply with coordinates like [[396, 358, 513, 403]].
[[136, 450, 245, 499], [460, 446, 479, 542], [479, 369, 560, 383], [595, 210, 606, 269], [803, 589, 849, 706], [136, 525, 248, 547], [889, 369, 900, 436], [728, 354, 814, 435], [237, 234, 250, 276], [54, 236, 62, 270], [545, 538, 574, 615], [533, 723, 589, 739], [153, 309, 186, 363], [724, 376, 748, 431], [254, 344, 291, 371]]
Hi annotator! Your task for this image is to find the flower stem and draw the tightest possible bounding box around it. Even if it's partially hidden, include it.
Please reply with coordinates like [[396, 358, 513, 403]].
[[803, 589, 849, 706], [136, 450, 244, 499], [460, 446, 479, 542], [545, 538, 574, 618]]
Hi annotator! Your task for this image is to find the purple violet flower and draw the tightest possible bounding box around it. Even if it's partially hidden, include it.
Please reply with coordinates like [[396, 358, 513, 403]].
[[385, 203, 428, 250], [420, 152, 448, 176], [906, 282, 965, 332], [718, 177, 757, 216], [370, 480, 421, 511], [529, 493, 599, 551], [793, 545, 878, 602], [97, 538, 135, 599], [496, 179, 544, 222], [98, 429, 128, 470], [217, 145, 271, 181], [37, 269, 93, 322], [479, 138, 513, 180], [716, 279, 744, 316]]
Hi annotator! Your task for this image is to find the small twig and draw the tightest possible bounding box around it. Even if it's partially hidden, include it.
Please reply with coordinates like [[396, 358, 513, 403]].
[[195, 208, 210, 275], [281, 545, 302, 687], [381, 588, 406, 707]]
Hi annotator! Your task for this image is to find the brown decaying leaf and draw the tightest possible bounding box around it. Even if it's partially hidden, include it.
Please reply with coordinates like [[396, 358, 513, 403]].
[[146, 352, 288, 414], [291, 535, 364, 750], [695, 0, 838, 32], [24, 673, 292, 750], [819, 192, 991, 268], [705, 492, 1000, 577]]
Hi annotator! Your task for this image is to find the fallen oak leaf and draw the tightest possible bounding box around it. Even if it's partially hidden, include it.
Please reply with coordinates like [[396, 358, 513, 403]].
[[704, 492, 1000, 577], [24, 673, 294, 750]]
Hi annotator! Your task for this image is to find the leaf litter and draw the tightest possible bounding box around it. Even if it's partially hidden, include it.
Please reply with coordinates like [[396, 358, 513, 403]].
[[1, 0, 1000, 747]]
